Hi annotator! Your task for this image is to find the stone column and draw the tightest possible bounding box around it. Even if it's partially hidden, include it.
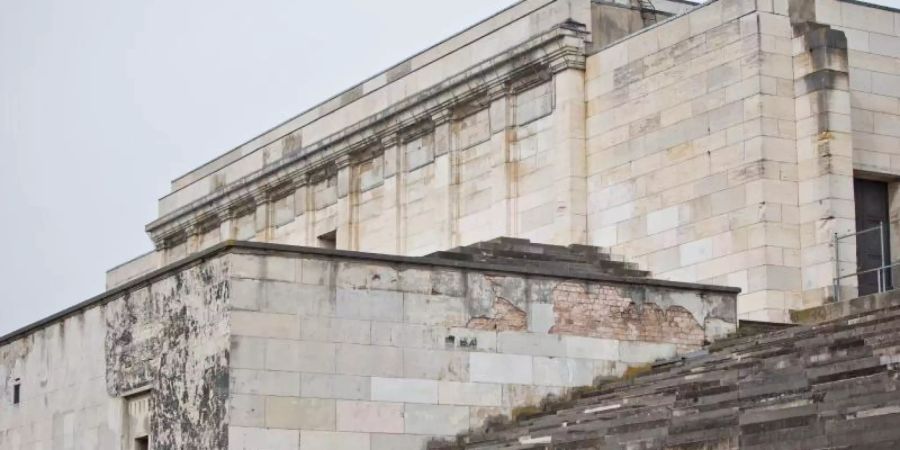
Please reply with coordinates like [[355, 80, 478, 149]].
[[334, 155, 356, 250], [551, 68, 588, 246], [793, 24, 856, 305]]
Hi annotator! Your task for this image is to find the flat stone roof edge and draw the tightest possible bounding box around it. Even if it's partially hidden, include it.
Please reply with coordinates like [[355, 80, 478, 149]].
[[167, 0, 554, 190], [0, 240, 739, 347]]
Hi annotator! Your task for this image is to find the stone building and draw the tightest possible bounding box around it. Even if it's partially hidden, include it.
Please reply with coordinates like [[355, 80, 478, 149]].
[[108, 0, 900, 324], [0, 239, 738, 449], [4, 0, 900, 448]]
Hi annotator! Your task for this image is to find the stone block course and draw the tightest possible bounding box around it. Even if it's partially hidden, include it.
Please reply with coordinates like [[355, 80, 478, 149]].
[[301, 373, 371, 400], [438, 381, 503, 407], [371, 434, 432, 450], [300, 431, 370, 450], [265, 397, 335, 430], [496, 331, 566, 357], [231, 311, 299, 339], [298, 317, 371, 344], [370, 377, 438, 404], [336, 400, 405, 433], [405, 404, 471, 436], [336, 344, 403, 377], [335, 289, 403, 322], [470, 352, 533, 384], [229, 394, 266, 427], [229, 427, 299, 450], [231, 369, 301, 397], [403, 348, 470, 381]]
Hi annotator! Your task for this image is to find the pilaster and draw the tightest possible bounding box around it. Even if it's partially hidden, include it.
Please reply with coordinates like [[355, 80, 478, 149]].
[[793, 24, 856, 305], [253, 192, 269, 241], [334, 155, 355, 250], [430, 111, 456, 251], [219, 210, 235, 242], [380, 132, 403, 253], [488, 86, 515, 240], [551, 68, 588, 246]]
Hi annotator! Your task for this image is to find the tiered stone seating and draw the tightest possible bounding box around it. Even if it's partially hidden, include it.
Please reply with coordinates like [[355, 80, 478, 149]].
[[445, 300, 900, 449]]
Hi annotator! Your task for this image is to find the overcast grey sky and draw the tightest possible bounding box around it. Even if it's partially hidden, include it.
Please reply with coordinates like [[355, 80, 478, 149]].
[[0, 0, 519, 335]]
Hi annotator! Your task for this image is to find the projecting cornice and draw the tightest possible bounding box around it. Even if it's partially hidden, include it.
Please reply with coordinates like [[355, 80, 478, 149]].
[[146, 20, 589, 249]]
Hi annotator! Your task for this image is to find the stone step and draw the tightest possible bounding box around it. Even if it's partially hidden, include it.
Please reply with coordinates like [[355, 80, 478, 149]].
[[427, 238, 651, 279], [444, 303, 900, 449]]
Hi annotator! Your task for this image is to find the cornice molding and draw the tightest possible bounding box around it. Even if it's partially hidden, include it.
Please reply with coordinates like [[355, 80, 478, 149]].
[[147, 21, 588, 249]]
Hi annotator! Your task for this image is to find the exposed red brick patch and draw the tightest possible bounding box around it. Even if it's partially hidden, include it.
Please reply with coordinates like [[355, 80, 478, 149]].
[[549, 281, 705, 348], [467, 297, 527, 331]]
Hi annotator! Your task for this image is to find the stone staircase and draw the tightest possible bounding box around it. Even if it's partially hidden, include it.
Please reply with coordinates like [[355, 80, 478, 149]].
[[442, 300, 900, 449], [427, 238, 651, 279]]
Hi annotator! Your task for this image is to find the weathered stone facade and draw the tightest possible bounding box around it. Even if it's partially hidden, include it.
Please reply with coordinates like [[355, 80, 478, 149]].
[[0, 240, 736, 449], [105, 0, 900, 324], [5, 0, 900, 448], [0, 258, 232, 449]]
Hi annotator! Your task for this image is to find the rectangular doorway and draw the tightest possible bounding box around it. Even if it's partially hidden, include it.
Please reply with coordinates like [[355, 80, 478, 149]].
[[854, 178, 892, 296], [135, 437, 149, 450]]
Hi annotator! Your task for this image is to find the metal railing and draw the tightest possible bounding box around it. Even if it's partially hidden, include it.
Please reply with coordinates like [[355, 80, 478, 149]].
[[833, 222, 896, 302]]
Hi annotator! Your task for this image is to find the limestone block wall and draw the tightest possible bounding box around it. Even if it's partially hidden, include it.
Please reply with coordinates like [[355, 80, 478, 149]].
[[0, 307, 113, 449], [130, 0, 608, 294], [225, 248, 737, 450], [585, 0, 806, 322], [109, 0, 900, 323], [810, 0, 900, 281], [0, 256, 232, 450], [153, 0, 592, 218], [4, 241, 735, 449], [810, 0, 900, 178]]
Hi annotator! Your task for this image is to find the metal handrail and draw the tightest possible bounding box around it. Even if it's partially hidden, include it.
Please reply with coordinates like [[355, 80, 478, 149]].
[[835, 224, 883, 240], [834, 261, 900, 280], [833, 222, 891, 302]]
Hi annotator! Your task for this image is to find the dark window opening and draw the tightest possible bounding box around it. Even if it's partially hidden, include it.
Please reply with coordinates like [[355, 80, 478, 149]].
[[135, 436, 149, 450], [317, 230, 337, 249], [13, 382, 20, 405]]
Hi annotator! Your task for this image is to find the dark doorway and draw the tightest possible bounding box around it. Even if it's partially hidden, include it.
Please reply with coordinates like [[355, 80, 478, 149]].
[[135, 437, 149, 450], [854, 178, 892, 296]]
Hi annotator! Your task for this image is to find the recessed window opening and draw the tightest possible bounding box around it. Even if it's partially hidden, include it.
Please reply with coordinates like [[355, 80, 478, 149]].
[[135, 436, 149, 450], [13, 380, 20, 405], [317, 230, 337, 249]]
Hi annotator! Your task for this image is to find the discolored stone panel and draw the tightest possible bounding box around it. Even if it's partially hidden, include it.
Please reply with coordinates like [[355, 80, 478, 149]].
[[550, 281, 706, 349]]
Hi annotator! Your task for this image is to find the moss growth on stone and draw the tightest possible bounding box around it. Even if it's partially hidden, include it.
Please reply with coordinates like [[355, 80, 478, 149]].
[[622, 363, 653, 380], [511, 405, 542, 422]]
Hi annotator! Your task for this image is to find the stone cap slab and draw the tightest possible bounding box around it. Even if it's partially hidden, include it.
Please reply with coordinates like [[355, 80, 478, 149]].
[[0, 239, 739, 347], [791, 288, 900, 324]]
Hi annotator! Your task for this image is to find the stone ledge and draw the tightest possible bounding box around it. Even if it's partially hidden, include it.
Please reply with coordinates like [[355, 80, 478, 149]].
[[0, 239, 739, 347], [791, 288, 900, 324]]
